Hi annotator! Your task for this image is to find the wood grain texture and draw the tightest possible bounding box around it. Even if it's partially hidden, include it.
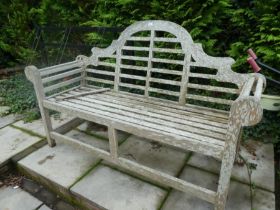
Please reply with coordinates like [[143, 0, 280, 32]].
[[25, 20, 266, 210]]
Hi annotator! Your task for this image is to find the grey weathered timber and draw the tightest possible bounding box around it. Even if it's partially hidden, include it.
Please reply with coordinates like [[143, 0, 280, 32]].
[[25, 20, 266, 210], [56, 88, 110, 100]]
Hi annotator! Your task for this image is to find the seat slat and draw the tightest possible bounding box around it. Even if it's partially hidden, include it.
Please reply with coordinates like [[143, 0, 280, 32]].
[[50, 96, 225, 147], [102, 92, 228, 128], [77, 87, 229, 127], [44, 99, 223, 159], [46, 86, 82, 99], [85, 85, 229, 120], [85, 92, 227, 130], [67, 96, 225, 141], [66, 90, 227, 138]]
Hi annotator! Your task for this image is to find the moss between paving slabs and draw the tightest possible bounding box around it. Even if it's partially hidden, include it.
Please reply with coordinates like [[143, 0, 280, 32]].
[[10, 124, 45, 139], [17, 164, 94, 210], [69, 133, 131, 188], [69, 160, 102, 189], [15, 132, 133, 209], [157, 152, 193, 210], [11, 140, 46, 163], [100, 162, 168, 191], [13, 129, 198, 210], [100, 152, 193, 194], [186, 163, 269, 192]]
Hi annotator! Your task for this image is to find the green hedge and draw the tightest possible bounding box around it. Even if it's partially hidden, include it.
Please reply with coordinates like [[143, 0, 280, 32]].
[[1, 0, 279, 73]]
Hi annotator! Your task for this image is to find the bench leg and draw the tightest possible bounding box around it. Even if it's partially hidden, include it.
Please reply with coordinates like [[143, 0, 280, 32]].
[[108, 127, 118, 159], [41, 108, 56, 147], [215, 122, 241, 210], [234, 128, 243, 164], [215, 142, 236, 210]]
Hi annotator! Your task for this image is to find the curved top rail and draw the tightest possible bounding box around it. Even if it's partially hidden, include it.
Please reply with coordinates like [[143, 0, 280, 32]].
[[90, 20, 193, 59]]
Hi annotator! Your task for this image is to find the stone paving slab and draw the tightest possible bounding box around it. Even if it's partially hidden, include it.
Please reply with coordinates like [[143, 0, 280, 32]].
[[65, 129, 126, 152], [114, 135, 188, 176], [14, 121, 275, 210], [38, 205, 52, 210], [0, 126, 42, 166], [71, 165, 167, 210], [161, 166, 275, 210], [188, 140, 274, 192], [78, 122, 130, 141], [0, 114, 22, 129], [0, 186, 42, 210], [66, 129, 110, 151], [13, 113, 74, 137], [18, 137, 100, 189]]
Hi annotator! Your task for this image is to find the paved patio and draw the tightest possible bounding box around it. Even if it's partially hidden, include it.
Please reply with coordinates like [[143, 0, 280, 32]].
[[0, 113, 276, 210]]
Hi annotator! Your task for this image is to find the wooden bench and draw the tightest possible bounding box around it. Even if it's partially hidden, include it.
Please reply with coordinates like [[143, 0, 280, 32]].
[[25, 20, 265, 210]]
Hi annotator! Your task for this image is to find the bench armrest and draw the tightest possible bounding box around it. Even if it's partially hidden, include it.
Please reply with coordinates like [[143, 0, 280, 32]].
[[25, 56, 88, 100], [230, 74, 266, 126]]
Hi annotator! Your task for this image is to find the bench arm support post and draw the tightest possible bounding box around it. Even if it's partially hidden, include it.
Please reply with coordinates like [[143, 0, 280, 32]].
[[25, 65, 56, 146], [215, 74, 266, 209]]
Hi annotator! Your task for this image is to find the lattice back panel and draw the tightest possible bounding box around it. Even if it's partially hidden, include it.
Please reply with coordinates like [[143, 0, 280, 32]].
[[116, 30, 188, 102], [88, 21, 245, 110]]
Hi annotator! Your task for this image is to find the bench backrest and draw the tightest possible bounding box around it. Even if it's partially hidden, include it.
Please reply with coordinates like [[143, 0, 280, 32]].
[[86, 21, 248, 110]]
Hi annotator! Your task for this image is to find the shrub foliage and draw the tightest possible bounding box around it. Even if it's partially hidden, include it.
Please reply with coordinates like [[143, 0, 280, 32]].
[[1, 0, 279, 71]]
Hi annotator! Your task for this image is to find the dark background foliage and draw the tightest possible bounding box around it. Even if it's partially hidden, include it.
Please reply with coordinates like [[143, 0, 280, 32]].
[[1, 0, 279, 71], [0, 0, 279, 140]]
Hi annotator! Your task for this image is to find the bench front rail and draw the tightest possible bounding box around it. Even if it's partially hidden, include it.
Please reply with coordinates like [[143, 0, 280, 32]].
[[25, 20, 265, 210]]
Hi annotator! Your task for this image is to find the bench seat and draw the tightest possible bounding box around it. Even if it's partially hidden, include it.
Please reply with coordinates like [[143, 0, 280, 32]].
[[44, 86, 229, 159]]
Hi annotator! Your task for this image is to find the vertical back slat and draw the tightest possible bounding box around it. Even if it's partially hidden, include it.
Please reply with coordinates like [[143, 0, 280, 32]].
[[179, 54, 191, 104], [145, 30, 155, 97], [114, 49, 121, 91]]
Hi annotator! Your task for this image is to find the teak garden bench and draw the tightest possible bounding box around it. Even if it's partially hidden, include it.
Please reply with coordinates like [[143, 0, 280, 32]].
[[25, 20, 265, 210]]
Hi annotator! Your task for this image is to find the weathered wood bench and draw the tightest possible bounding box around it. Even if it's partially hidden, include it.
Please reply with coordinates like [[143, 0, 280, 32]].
[[25, 20, 265, 210]]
